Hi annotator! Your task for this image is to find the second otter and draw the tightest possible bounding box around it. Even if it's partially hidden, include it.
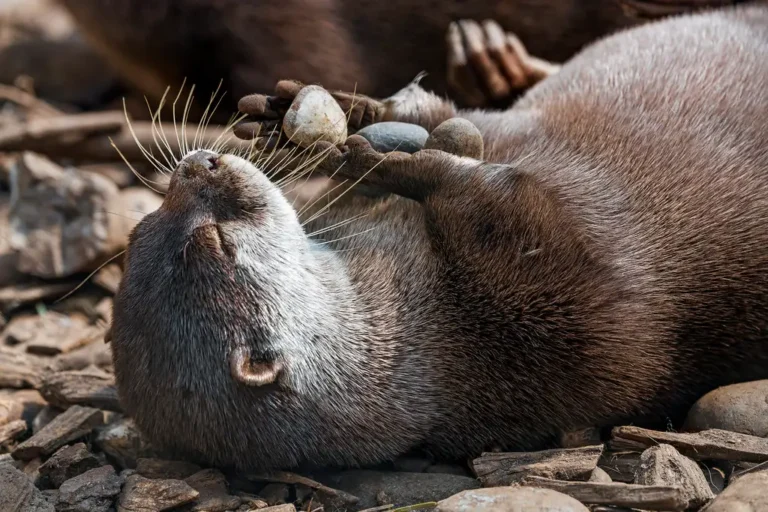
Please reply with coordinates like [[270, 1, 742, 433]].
[[110, 5, 768, 471]]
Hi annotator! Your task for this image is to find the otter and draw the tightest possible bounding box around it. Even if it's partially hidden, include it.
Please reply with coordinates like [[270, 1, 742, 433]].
[[53, 0, 742, 113], [110, 4, 768, 472]]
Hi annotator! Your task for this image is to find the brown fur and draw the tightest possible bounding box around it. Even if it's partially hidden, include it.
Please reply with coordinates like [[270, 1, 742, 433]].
[[110, 4, 768, 473], [52, 0, 745, 113]]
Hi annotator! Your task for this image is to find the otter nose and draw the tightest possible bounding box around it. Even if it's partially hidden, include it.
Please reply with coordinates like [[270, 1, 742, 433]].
[[180, 150, 219, 177]]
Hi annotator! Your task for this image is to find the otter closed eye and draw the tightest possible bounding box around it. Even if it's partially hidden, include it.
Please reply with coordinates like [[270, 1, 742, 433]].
[[111, 5, 768, 473]]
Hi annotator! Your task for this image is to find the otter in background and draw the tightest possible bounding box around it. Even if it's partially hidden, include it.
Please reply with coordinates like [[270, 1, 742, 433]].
[[54, 0, 742, 116]]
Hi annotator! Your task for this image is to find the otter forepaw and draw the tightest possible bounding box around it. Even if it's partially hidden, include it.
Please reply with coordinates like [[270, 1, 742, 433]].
[[447, 19, 560, 108], [234, 80, 386, 145]]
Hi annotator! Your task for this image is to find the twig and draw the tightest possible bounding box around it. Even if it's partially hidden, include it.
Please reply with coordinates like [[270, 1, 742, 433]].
[[245, 470, 360, 505], [0, 111, 124, 148], [0, 83, 63, 117]]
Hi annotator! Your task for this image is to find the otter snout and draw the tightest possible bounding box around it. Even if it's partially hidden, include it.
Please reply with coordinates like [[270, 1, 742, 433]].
[[178, 150, 220, 179]]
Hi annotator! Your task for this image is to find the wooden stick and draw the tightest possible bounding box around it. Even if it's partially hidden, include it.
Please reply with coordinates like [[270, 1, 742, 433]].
[[245, 470, 359, 505], [0, 111, 124, 149]]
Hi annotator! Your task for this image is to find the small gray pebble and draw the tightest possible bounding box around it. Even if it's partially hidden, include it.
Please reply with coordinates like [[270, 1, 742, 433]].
[[356, 122, 429, 154]]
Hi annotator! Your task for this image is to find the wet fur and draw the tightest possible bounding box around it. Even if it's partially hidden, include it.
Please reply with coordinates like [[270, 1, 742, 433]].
[[112, 5, 768, 471]]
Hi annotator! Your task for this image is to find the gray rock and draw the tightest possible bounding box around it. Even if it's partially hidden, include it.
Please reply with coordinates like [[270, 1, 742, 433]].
[[0, 463, 54, 511], [589, 467, 613, 483], [634, 444, 713, 509], [57, 465, 121, 512], [392, 455, 432, 473], [701, 471, 768, 511], [685, 380, 768, 437], [356, 122, 429, 154], [436, 487, 589, 512], [316, 470, 479, 509], [426, 463, 472, 477]]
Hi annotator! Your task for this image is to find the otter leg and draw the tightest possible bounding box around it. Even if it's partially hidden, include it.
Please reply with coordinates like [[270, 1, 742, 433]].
[[447, 20, 560, 109], [314, 136, 476, 202]]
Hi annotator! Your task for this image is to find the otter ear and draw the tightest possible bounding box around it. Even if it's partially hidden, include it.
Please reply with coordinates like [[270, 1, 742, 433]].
[[229, 345, 283, 387]]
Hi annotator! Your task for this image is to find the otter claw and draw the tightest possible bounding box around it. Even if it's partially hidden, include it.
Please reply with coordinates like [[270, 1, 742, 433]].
[[229, 345, 283, 387]]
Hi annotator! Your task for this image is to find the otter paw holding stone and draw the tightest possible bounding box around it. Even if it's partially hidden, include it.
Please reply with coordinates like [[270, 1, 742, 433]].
[[447, 19, 560, 108]]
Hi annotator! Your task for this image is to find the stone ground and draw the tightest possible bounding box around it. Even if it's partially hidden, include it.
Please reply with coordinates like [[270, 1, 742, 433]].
[[0, 1, 767, 511]]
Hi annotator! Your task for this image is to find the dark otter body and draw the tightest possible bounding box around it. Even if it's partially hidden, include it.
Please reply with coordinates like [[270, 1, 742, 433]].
[[111, 5, 768, 472], [53, 0, 741, 112]]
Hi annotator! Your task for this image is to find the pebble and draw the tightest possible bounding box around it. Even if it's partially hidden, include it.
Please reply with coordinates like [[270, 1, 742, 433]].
[[633, 444, 713, 509], [356, 122, 429, 154], [589, 467, 613, 483], [282, 85, 347, 148], [684, 379, 768, 437], [436, 486, 589, 512], [701, 471, 768, 511], [424, 118, 484, 159]]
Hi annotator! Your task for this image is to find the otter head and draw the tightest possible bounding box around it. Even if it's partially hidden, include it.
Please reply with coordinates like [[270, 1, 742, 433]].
[[110, 149, 349, 464]]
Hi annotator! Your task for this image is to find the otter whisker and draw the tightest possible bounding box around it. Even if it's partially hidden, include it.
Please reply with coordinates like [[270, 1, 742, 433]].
[[144, 91, 176, 173], [54, 250, 127, 304], [274, 144, 334, 188], [151, 86, 182, 168], [172, 78, 189, 159], [194, 80, 223, 151], [314, 226, 378, 246], [110, 137, 166, 194], [122, 98, 172, 175], [297, 178, 349, 220], [181, 84, 197, 156], [209, 112, 249, 155], [302, 152, 394, 225], [306, 213, 368, 237]]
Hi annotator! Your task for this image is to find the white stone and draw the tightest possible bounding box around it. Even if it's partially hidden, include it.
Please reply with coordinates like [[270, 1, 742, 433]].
[[436, 487, 589, 512], [282, 85, 347, 148]]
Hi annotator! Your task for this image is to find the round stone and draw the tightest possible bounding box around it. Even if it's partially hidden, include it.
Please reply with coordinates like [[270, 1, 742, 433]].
[[436, 487, 589, 512], [684, 380, 768, 437], [424, 118, 484, 159], [356, 122, 429, 154], [282, 85, 347, 148]]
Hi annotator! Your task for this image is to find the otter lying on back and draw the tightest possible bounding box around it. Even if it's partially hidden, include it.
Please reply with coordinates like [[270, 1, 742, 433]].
[[110, 4, 768, 471]]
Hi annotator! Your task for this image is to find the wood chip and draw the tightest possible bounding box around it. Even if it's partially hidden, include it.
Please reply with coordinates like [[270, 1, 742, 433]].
[[0, 419, 28, 447], [0, 111, 123, 149], [92, 264, 122, 294], [520, 476, 688, 511], [472, 445, 604, 486], [598, 451, 641, 483], [135, 458, 201, 480], [611, 426, 768, 463], [118, 474, 199, 512], [185, 468, 242, 511], [57, 464, 121, 512], [634, 444, 714, 509], [39, 442, 102, 488], [0, 463, 54, 511], [22, 312, 104, 356], [0, 280, 77, 313], [12, 405, 103, 460], [0, 395, 24, 425], [40, 368, 121, 412], [0, 347, 45, 388]]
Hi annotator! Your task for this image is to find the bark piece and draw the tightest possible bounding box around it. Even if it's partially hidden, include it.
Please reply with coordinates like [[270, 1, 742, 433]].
[[38, 442, 102, 488], [92, 264, 122, 294], [185, 468, 242, 511], [40, 368, 121, 412], [598, 451, 641, 483], [634, 444, 714, 509], [0, 111, 123, 149], [0, 395, 24, 425], [0, 280, 77, 313], [57, 464, 121, 512], [610, 426, 768, 463], [0, 463, 54, 511], [520, 476, 687, 511], [22, 312, 104, 356], [9, 152, 121, 278], [700, 471, 768, 511], [472, 445, 603, 486], [135, 457, 201, 480], [12, 405, 103, 460], [0, 346, 46, 388], [118, 474, 199, 512], [95, 417, 155, 469], [53, 341, 113, 373], [0, 419, 28, 448]]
